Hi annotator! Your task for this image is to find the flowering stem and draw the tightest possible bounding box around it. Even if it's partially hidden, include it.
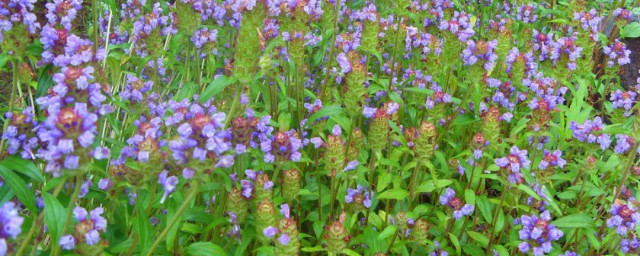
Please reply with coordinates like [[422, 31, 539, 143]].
[[319, 0, 341, 102], [146, 180, 201, 256], [0, 60, 19, 159], [16, 180, 66, 256], [485, 188, 507, 254], [408, 161, 422, 210], [51, 177, 83, 256]]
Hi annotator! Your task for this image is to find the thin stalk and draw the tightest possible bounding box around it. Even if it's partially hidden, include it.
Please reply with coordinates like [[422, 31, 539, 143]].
[[145, 181, 201, 256], [485, 189, 508, 254], [15, 181, 66, 256], [0, 61, 19, 158], [51, 177, 83, 256], [319, 0, 341, 101]]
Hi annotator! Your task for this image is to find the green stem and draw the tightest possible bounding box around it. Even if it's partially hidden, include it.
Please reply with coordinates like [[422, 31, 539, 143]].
[[16, 181, 66, 256], [485, 188, 507, 254], [319, 0, 341, 101], [145, 181, 201, 256], [0, 60, 19, 158], [51, 177, 83, 256]]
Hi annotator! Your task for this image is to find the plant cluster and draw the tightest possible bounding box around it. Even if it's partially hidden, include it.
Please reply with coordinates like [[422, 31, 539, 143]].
[[1, 0, 640, 255]]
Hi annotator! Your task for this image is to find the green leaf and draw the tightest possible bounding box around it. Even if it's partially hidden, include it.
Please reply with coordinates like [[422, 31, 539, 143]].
[[415, 180, 453, 193], [134, 203, 153, 252], [621, 22, 640, 38], [306, 105, 344, 127], [493, 245, 510, 256], [301, 246, 325, 252], [43, 192, 66, 242], [200, 76, 237, 103], [377, 188, 409, 200], [343, 249, 361, 256], [517, 184, 541, 201], [186, 242, 226, 255], [377, 225, 397, 240], [465, 189, 476, 206], [467, 231, 489, 247], [552, 214, 595, 228], [495, 210, 505, 233], [0, 166, 36, 213], [449, 233, 461, 255]]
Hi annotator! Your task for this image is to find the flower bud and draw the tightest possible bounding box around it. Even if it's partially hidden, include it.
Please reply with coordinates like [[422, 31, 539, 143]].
[[227, 188, 249, 224], [481, 106, 501, 151], [282, 169, 301, 202], [347, 128, 364, 161], [415, 121, 436, 163], [325, 133, 345, 177], [255, 199, 277, 244], [254, 173, 274, 205], [233, 2, 267, 84], [370, 109, 391, 153], [410, 219, 429, 245], [324, 219, 349, 254], [275, 218, 300, 256], [344, 52, 368, 117]]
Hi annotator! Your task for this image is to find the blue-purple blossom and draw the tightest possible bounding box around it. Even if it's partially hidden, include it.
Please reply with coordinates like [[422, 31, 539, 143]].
[[439, 188, 474, 220], [345, 185, 373, 209], [517, 211, 563, 256], [538, 150, 566, 170], [610, 90, 637, 117], [263, 226, 278, 238], [0, 201, 23, 254], [569, 117, 611, 150], [159, 170, 179, 203], [603, 40, 631, 67], [606, 200, 640, 235], [495, 146, 531, 184]]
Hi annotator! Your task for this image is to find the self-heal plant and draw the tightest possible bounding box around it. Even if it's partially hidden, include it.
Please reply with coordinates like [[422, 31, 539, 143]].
[[439, 187, 474, 220], [517, 210, 564, 256]]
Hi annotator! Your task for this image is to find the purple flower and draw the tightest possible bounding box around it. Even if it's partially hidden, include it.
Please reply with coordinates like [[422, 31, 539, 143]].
[[280, 204, 291, 219], [278, 233, 290, 245], [387, 102, 400, 115], [337, 53, 351, 73], [495, 146, 531, 184], [439, 188, 473, 220], [610, 90, 637, 117], [345, 185, 374, 209], [606, 200, 640, 235], [569, 117, 611, 150], [343, 160, 359, 172], [158, 170, 179, 203], [59, 235, 76, 250], [85, 229, 100, 245], [518, 211, 563, 255], [263, 226, 278, 238], [332, 125, 342, 136], [538, 150, 566, 170], [0, 202, 23, 242], [363, 107, 377, 118], [603, 40, 631, 67]]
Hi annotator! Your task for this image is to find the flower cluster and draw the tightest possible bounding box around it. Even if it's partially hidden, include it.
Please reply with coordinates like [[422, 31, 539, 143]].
[[610, 90, 637, 117], [606, 200, 640, 235], [603, 40, 632, 68], [344, 185, 373, 211], [517, 211, 564, 255], [0, 202, 23, 256], [2, 109, 39, 159], [569, 117, 611, 150], [439, 188, 474, 220], [495, 146, 531, 184], [59, 206, 108, 250]]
